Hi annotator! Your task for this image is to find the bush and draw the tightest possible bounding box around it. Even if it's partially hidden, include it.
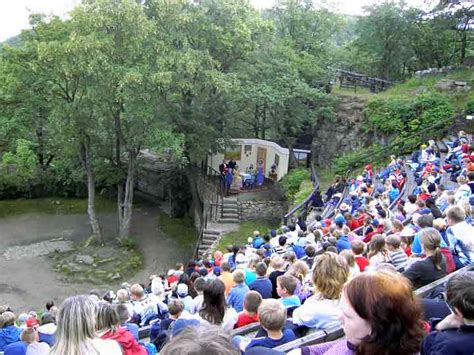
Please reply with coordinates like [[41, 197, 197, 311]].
[[465, 99, 474, 115], [279, 167, 311, 201]]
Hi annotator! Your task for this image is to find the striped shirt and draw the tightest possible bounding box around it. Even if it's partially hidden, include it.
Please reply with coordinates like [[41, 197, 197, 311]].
[[389, 249, 408, 270]]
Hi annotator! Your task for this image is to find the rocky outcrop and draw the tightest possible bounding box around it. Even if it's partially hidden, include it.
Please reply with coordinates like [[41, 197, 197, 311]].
[[312, 95, 381, 167], [434, 79, 471, 93]]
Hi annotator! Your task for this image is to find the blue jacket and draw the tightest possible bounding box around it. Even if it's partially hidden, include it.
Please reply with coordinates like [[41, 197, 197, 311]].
[[0, 326, 22, 351], [4, 341, 27, 355], [336, 236, 351, 253], [422, 324, 474, 355], [252, 236, 264, 249], [227, 283, 249, 312], [249, 277, 273, 299]]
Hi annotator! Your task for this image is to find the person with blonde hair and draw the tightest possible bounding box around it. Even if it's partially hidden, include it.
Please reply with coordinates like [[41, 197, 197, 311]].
[[22, 327, 51, 355], [403, 228, 447, 288], [0, 311, 21, 351], [292, 252, 349, 329], [446, 205, 474, 268], [50, 295, 121, 355]]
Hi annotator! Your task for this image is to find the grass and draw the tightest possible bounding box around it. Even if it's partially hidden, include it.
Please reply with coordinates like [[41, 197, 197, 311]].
[[331, 68, 473, 111], [157, 211, 197, 249], [215, 220, 278, 252], [315, 166, 336, 193], [292, 180, 314, 207], [0, 196, 116, 218]]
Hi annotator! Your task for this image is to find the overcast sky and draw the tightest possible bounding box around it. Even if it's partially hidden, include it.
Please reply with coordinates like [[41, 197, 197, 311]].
[[0, 0, 433, 42]]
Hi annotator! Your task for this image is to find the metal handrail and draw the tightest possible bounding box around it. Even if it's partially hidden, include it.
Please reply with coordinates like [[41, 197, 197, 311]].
[[283, 162, 321, 225]]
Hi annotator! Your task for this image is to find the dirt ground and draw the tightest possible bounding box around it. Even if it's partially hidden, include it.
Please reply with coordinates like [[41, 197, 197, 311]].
[[0, 205, 193, 313]]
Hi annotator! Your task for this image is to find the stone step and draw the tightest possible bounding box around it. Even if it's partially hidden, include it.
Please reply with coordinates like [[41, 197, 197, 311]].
[[223, 206, 239, 212], [202, 236, 219, 243], [223, 200, 238, 205], [203, 229, 220, 235], [222, 213, 239, 218], [218, 218, 239, 223]]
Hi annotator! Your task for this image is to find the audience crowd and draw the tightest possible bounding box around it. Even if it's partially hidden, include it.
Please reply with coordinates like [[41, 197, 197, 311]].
[[1, 132, 474, 355]]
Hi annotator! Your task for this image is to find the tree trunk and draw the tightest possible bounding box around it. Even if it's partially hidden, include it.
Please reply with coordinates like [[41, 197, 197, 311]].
[[253, 105, 260, 138], [118, 149, 137, 238], [261, 103, 266, 140], [80, 135, 101, 237]]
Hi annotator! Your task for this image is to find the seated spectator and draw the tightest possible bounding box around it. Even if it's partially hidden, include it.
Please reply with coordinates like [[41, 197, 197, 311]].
[[446, 205, 474, 269], [269, 258, 287, 299], [249, 262, 273, 299], [176, 284, 193, 312], [351, 240, 369, 272], [96, 302, 147, 355], [403, 228, 447, 288], [0, 311, 21, 351], [234, 291, 262, 329], [116, 304, 139, 341], [422, 267, 474, 354], [219, 262, 234, 296], [152, 300, 184, 351], [4, 340, 27, 355], [244, 255, 260, 285], [50, 295, 122, 355], [190, 277, 206, 314], [334, 230, 351, 253], [292, 252, 349, 329], [130, 283, 168, 326], [244, 300, 296, 351], [386, 235, 408, 271], [116, 289, 134, 317], [367, 235, 391, 269], [276, 275, 301, 308], [228, 269, 249, 312], [197, 279, 238, 332], [160, 324, 239, 355], [400, 226, 415, 257], [295, 271, 425, 355], [405, 194, 418, 216], [339, 250, 360, 279], [37, 313, 56, 346], [22, 327, 50, 355], [301, 245, 316, 269], [252, 231, 264, 249], [272, 236, 288, 256]]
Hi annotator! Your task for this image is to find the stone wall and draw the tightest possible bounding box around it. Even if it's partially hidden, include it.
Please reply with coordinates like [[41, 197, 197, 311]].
[[238, 200, 286, 222]]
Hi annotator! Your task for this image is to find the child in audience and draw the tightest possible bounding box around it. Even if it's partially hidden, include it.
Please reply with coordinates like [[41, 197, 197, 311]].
[[386, 235, 408, 271], [152, 300, 184, 351], [245, 299, 296, 350], [339, 250, 360, 279], [189, 277, 205, 314], [351, 240, 369, 272], [422, 267, 474, 354], [276, 275, 301, 308], [22, 326, 51, 355], [227, 269, 250, 312], [234, 291, 262, 329]]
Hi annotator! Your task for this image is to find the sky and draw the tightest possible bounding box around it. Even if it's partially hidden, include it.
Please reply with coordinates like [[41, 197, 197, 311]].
[[0, 0, 433, 42]]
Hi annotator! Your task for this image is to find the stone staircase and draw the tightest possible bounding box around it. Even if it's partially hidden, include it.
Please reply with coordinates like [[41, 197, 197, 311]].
[[196, 197, 240, 258], [218, 197, 239, 223]]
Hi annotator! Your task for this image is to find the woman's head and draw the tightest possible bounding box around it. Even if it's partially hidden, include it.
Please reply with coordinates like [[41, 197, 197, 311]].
[[312, 252, 349, 300], [420, 227, 443, 270], [368, 234, 387, 258], [341, 271, 424, 354], [199, 279, 226, 325], [96, 302, 120, 333], [51, 295, 101, 355]]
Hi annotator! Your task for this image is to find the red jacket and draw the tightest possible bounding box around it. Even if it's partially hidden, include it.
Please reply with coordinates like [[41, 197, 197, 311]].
[[101, 327, 147, 355]]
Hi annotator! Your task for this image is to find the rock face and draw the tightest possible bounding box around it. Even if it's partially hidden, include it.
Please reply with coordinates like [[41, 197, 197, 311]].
[[312, 95, 378, 167], [434, 79, 471, 93]]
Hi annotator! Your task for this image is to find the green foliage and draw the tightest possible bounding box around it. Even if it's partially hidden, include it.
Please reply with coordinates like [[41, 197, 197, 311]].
[[279, 167, 311, 201], [334, 91, 454, 174], [465, 99, 474, 115], [365, 92, 453, 136], [157, 211, 197, 249]]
